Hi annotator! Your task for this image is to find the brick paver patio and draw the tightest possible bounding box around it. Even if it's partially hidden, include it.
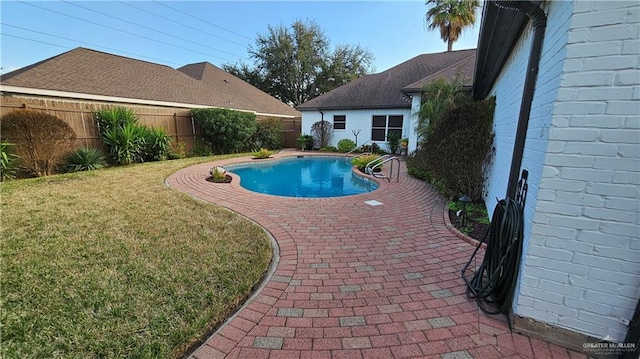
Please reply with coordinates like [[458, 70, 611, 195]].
[[166, 150, 586, 359]]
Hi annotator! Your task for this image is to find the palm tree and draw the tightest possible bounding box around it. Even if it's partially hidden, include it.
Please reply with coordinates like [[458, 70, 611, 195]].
[[425, 0, 479, 52]]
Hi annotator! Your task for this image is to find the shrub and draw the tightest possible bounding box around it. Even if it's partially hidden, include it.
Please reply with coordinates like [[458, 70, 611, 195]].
[[303, 135, 314, 150], [337, 139, 356, 152], [386, 131, 401, 154], [209, 166, 227, 182], [95, 107, 138, 134], [65, 147, 107, 172], [141, 126, 171, 161], [361, 142, 382, 154], [191, 108, 256, 154], [351, 154, 383, 171], [417, 75, 471, 141], [319, 146, 338, 152], [191, 137, 213, 157], [297, 134, 314, 150], [311, 120, 333, 149], [408, 97, 495, 201], [1, 141, 19, 181], [1, 109, 76, 176], [253, 118, 284, 149], [251, 148, 273, 159], [167, 141, 187, 160], [101, 122, 146, 165], [95, 107, 171, 164]]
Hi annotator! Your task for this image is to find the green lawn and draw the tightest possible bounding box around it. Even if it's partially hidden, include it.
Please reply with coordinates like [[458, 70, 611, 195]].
[[1, 155, 272, 358]]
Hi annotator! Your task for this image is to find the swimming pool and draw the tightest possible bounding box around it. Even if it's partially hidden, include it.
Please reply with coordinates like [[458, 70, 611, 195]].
[[227, 156, 379, 198]]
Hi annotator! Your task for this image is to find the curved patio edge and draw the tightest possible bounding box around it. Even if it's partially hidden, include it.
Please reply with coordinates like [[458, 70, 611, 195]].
[[443, 205, 488, 250], [165, 148, 585, 359]]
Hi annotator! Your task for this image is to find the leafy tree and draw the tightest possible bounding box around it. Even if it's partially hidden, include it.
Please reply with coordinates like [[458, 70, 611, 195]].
[[224, 20, 374, 106], [417, 75, 471, 141], [425, 0, 479, 52]]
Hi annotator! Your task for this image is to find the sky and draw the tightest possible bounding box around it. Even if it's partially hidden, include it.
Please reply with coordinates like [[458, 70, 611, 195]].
[[0, 1, 481, 75]]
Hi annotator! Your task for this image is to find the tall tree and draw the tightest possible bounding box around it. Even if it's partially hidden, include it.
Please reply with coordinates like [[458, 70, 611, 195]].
[[425, 0, 479, 52], [224, 20, 374, 107]]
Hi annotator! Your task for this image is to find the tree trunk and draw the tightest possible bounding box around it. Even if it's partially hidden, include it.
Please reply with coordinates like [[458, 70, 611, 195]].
[[447, 40, 453, 52]]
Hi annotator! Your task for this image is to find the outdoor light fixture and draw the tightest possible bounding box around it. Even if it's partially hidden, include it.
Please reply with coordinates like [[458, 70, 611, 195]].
[[459, 195, 472, 227]]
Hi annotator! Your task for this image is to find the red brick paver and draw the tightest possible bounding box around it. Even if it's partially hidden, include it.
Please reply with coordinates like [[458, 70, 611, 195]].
[[167, 150, 581, 359]]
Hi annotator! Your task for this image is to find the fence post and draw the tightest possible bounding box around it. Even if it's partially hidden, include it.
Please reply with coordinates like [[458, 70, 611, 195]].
[[173, 112, 179, 143]]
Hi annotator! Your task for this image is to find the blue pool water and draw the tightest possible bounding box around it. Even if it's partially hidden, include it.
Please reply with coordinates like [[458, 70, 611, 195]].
[[227, 156, 378, 198]]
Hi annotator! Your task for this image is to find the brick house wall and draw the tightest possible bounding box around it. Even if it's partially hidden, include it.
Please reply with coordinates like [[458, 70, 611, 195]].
[[483, 0, 639, 343]]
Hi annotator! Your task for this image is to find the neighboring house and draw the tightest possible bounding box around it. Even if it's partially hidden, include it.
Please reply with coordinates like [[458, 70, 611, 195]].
[[0, 48, 300, 148], [178, 61, 301, 119], [1, 47, 299, 119], [474, 0, 639, 354], [296, 49, 476, 152]]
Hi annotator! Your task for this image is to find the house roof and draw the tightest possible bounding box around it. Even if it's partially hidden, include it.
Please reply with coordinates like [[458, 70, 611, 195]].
[[0, 47, 299, 117], [402, 54, 476, 93], [296, 49, 476, 111], [473, 0, 542, 99], [178, 62, 300, 117]]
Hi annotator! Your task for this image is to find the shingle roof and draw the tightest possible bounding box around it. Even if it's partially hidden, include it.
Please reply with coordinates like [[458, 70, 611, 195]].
[[1, 48, 299, 117], [401, 54, 476, 93], [178, 62, 300, 117], [296, 49, 476, 111]]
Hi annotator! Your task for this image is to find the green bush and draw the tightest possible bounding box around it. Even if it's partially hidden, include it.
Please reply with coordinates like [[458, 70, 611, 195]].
[[95, 107, 138, 134], [417, 75, 471, 141], [351, 154, 383, 171], [101, 123, 146, 165], [253, 118, 283, 149], [297, 134, 314, 150], [449, 200, 490, 225], [361, 142, 382, 154], [408, 97, 495, 201], [191, 108, 257, 154], [191, 137, 213, 157], [65, 147, 107, 172], [0, 141, 19, 181], [141, 126, 171, 161], [1, 109, 76, 177], [303, 135, 314, 150], [386, 131, 401, 154], [251, 148, 273, 159], [337, 139, 356, 152], [319, 146, 338, 152], [95, 107, 171, 164]]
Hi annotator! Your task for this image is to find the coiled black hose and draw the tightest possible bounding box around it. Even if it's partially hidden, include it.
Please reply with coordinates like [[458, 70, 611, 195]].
[[462, 198, 524, 315]]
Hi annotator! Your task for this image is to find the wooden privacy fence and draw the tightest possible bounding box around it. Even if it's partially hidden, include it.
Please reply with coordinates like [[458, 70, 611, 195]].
[[0, 95, 302, 151], [281, 117, 302, 148]]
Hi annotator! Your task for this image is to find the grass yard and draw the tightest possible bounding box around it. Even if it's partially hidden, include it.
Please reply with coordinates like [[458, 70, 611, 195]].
[[1, 155, 272, 358]]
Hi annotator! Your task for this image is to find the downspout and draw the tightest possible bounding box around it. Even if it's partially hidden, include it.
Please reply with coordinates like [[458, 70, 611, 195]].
[[494, 1, 547, 199], [319, 111, 324, 149]]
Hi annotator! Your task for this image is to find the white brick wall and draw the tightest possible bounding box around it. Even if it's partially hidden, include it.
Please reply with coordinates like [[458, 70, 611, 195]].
[[483, 0, 640, 343], [482, 0, 576, 328], [525, 0, 640, 342]]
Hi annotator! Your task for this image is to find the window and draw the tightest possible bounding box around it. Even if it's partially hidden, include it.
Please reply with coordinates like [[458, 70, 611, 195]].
[[333, 115, 346, 130], [371, 115, 403, 141]]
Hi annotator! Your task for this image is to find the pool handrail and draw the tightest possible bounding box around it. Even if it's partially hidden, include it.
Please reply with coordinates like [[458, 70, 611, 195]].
[[344, 141, 373, 158], [366, 155, 400, 183]]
